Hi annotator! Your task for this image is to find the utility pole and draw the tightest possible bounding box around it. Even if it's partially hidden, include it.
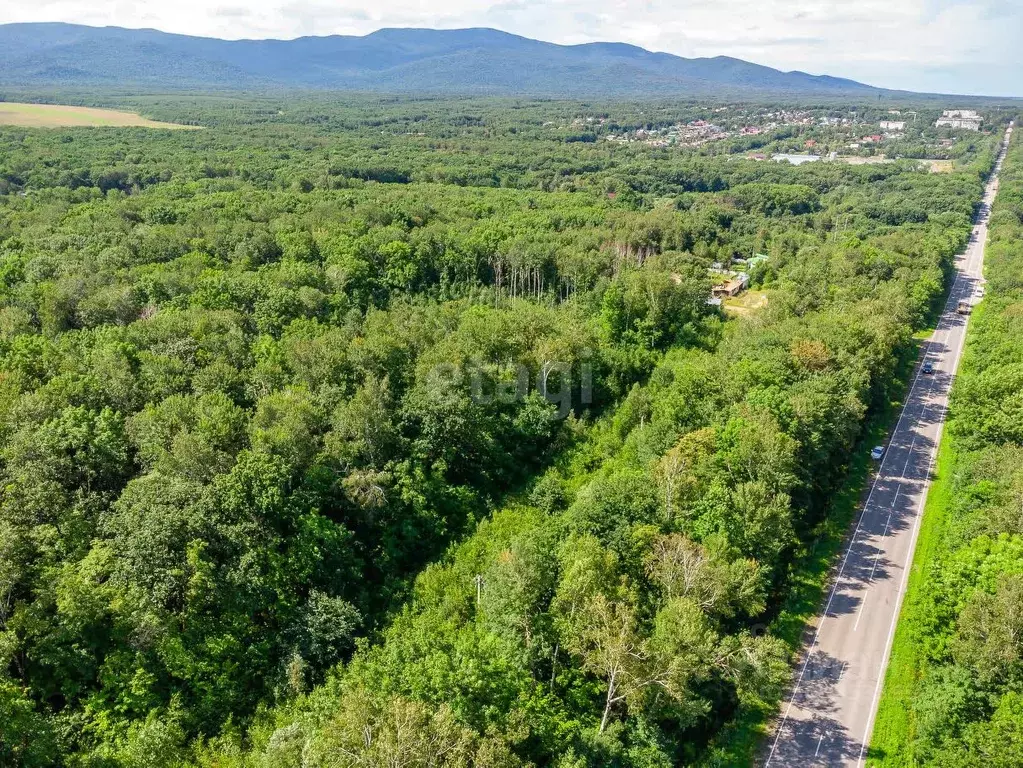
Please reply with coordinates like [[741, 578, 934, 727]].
[[474, 574, 484, 607]]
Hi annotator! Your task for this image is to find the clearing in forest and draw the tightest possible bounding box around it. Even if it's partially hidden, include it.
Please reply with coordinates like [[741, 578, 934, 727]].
[[723, 289, 769, 315], [917, 158, 955, 173], [0, 101, 197, 129]]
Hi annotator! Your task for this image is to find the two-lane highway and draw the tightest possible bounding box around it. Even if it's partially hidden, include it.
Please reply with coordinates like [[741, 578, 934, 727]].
[[763, 123, 1014, 767]]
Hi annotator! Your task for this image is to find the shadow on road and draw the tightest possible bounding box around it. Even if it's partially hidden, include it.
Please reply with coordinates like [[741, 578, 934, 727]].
[[768, 648, 865, 765]]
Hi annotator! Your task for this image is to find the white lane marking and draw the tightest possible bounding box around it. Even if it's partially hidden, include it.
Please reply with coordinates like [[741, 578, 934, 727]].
[[815, 733, 826, 757], [853, 594, 868, 632], [768, 328, 937, 763], [866, 396, 927, 581], [890, 484, 902, 509], [868, 520, 888, 583], [855, 126, 1012, 768], [900, 434, 918, 477], [856, 443, 935, 767], [768, 125, 1013, 768]]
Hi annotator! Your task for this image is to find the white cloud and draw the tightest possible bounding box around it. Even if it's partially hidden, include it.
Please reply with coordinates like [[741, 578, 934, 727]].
[[1, 0, 1019, 95]]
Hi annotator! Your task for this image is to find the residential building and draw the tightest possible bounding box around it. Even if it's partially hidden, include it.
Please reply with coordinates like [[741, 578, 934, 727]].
[[936, 110, 982, 131], [936, 117, 982, 131], [712, 272, 750, 299], [771, 153, 821, 165]]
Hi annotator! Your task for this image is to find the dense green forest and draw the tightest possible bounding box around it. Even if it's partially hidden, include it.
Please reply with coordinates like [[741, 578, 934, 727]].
[[870, 128, 1023, 766], [0, 96, 1011, 767]]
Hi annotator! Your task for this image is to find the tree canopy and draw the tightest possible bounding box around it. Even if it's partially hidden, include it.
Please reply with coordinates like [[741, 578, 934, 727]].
[[0, 94, 1014, 767]]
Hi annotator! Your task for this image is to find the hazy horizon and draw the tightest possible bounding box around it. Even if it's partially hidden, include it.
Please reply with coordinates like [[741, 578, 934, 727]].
[[1, 0, 1020, 98]]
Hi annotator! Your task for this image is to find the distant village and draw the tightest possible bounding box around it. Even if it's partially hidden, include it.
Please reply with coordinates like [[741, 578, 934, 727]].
[[601, 107, 820, 148], [581, 105, 988, 169]]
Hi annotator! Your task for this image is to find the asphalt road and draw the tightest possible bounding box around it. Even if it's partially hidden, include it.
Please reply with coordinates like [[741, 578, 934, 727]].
[[763, 123, 1014, 768]]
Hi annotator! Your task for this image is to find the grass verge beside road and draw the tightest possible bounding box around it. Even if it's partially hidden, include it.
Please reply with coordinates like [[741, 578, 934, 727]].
[[868, 123, 1020, 767], [866, 437, 956, 766], [700, 339, 925, 766]]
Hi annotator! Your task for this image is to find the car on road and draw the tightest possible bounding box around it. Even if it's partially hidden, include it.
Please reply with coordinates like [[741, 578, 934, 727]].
[[922, 361, 935, 374], [871, 445, 885, 461], [957, 300, 971, 314]]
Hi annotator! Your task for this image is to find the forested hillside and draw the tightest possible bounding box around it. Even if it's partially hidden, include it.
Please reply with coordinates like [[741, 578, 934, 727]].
[[0, 23, 882, 98], [870, 126, 1023, 766], [0, 97, 1008, 767]]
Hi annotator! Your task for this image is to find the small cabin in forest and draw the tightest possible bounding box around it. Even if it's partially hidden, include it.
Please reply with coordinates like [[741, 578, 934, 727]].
[[712, 272, 750, 298]]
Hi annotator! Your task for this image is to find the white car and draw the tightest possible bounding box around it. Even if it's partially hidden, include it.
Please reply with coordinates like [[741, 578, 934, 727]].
[[871, 446, 885, 461]]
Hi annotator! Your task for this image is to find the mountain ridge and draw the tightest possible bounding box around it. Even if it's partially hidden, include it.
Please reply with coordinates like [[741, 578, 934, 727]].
[[0, 22, 889, 97]]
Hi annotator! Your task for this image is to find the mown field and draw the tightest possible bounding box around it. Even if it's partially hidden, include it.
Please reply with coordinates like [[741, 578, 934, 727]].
[[0, 101, 196, 128]]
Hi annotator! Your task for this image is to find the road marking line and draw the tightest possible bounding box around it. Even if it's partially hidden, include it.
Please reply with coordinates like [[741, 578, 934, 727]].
[[868, 409, 925, 584], [855, 126, 1012, 768], [767, 125, 1012, 768], [854, 594, 868, 632], [815, 734, 826, 757], [868, 516, 890, 583], [856, 445, 936, 767], [768, 349, 934, 763], [900, 435, 918, 477]]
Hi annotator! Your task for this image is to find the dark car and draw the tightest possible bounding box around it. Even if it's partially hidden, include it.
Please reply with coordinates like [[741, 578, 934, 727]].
[[922, 361, 935, 374]]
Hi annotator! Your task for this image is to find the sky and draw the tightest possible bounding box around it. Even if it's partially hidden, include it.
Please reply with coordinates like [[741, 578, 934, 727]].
[[2, 0, 1021, 96]]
